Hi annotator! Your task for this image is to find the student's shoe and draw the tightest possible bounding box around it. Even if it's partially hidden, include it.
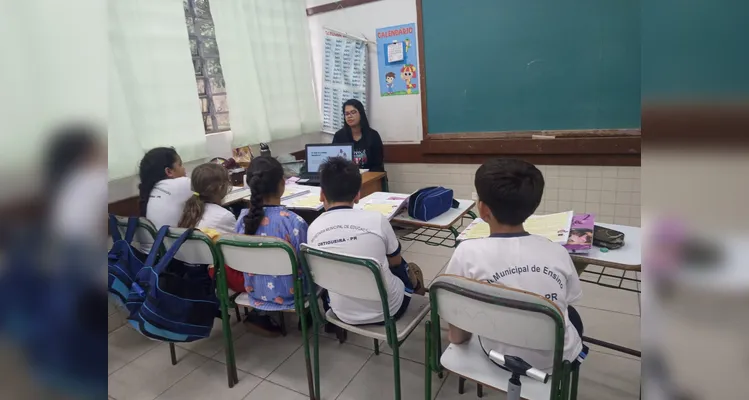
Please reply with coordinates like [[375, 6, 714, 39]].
[[243, 311, 283, 338], [406, 262, 427, 295]]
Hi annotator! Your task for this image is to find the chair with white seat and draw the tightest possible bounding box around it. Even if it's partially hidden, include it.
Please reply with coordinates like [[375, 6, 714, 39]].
[[300, 244, 431, 400], [163, 227, 238, 388], [424, 274, 580, 400], [112, 215, 159, 255], [215, 234, 315, 399]]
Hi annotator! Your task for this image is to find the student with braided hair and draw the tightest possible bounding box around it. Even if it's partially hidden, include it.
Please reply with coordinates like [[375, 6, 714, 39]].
[[236, 156, 309, 335]]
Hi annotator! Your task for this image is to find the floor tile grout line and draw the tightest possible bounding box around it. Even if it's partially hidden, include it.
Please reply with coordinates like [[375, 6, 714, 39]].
[[574, 304, 643, 318], [150, 348, 213, 400], [334, 351, 376, 400]]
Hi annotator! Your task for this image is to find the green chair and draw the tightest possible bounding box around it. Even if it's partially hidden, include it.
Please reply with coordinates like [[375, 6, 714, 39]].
[[111, 215, 160, 255], [300, 244, 431, 400], [164, 228, 239, 388], [215, 234, 316, 399], [424, 275, 580, 400]]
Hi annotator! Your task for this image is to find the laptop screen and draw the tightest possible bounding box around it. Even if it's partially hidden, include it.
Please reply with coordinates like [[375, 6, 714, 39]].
[[306, 144, 354, 173]]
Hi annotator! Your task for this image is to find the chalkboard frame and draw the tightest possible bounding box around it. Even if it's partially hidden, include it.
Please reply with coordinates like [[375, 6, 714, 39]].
[[414, 0, 640, 157]]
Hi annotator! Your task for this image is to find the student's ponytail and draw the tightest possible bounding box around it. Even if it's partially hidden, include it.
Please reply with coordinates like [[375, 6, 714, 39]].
[[138, 147, 180, 217], [243, 156, 285, 235], [178, 163, 230, 229], [178, 194, 204, 229]]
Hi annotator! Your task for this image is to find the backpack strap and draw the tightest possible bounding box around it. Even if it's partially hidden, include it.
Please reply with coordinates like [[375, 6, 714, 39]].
[[109, 214, 122, 242], [152, 228, 195, 274], [451, 199, 459, 209], [144, 226, 170, 268], [124, 217, 139, 243]]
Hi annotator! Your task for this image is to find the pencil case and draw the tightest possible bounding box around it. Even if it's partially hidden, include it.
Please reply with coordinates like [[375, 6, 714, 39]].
[[593, 225, 625, 249]]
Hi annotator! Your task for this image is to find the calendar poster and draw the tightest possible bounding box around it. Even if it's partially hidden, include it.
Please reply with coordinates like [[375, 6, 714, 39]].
[[376, 23, 419, 96], [321, 29, 368, 133]]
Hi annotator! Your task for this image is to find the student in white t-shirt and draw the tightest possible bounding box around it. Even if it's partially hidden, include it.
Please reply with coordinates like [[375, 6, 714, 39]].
[[177, 162, 236, 234], [307, 157, 426, 326], [137, 147, 192, 252], [445, 158, 588, 371]]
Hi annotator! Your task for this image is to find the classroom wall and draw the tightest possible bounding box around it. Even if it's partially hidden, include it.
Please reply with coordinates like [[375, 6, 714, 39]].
[[306, 0, 422, 143], [386, 163, 641, 226]]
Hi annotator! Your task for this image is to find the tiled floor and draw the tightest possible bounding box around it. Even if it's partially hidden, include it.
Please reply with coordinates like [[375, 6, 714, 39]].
[[108, 242, 641, 400]]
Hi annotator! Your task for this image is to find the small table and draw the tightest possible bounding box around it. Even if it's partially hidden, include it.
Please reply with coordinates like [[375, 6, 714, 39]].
[[391, 198, 477, 247], [574, 223, 641, 293]]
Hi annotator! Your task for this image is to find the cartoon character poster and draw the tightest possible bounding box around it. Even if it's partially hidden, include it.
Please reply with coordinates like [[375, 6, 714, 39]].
[[376, 23, 419, 96]]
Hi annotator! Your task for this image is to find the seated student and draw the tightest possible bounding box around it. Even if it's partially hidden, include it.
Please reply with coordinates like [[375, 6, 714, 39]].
[[138, 147, 191, 252], [236, 156, 309, 335], [307, 157, 425, 326], [176, 163, 245, 294], [445, 158, 587, 371]]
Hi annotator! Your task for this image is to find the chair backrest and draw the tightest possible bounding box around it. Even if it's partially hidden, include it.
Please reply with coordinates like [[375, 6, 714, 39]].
[[429, 274, 565, 352], [114, 216, 158, 253], [300, 244, 384, 302], [216, 234, 297, 275], [163, 227, 219, 266]]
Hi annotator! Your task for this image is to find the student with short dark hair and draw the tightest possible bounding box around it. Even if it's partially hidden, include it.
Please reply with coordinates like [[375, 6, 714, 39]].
[[445, 158, 587, 371], [307, 157, 425, 325]]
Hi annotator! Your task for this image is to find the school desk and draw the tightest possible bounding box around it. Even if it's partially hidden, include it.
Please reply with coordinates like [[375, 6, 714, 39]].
[[357, 191, 477, 247], [360, 172, 387, 198]]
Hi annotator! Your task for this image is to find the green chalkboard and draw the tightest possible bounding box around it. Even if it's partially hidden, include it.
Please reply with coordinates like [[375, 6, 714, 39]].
[[421, 0, 640, 134]]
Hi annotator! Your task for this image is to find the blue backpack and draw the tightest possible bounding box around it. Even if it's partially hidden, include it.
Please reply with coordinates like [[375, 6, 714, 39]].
[[126, 226, 219, 342], [108, 215, 149, 305], [407, 186, 459, 221]]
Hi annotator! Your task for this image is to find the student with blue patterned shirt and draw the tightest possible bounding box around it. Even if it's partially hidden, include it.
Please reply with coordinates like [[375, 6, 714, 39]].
[[236, 156, 309, 336]]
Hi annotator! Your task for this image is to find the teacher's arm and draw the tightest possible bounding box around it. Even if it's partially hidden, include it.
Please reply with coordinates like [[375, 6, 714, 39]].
[[368, 130, 385, 172]]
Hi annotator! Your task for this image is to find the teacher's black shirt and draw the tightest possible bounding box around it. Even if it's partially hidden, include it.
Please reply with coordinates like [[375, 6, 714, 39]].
[[332, 128, 385, 172]]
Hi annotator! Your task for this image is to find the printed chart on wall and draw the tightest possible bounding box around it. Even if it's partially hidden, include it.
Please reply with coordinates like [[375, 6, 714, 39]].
[[376, 23, 419, 96], [321, 29, 368, 133]]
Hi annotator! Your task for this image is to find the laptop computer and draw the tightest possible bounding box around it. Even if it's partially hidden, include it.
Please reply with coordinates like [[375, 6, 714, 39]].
[[298, 143, 354, 186]]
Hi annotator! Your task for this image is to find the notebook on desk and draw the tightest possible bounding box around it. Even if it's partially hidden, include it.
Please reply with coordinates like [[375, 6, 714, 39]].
[[298, 143, 354, 186]]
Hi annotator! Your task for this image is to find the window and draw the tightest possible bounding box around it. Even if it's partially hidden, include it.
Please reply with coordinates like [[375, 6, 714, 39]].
[[183, 0, 230, 134]]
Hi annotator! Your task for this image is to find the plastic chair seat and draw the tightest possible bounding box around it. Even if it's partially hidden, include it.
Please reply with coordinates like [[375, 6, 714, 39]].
[[440, 336, 552, 400], [234, 288, 322, 312], [324, 294, 430, 342]]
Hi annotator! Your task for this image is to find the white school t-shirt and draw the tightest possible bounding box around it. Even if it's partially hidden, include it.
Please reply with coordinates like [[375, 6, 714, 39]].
[[307, 207, 405, 325], [142, 177, 193, 252], [444, 233, 583, 371], [197, 203, 237, 234]]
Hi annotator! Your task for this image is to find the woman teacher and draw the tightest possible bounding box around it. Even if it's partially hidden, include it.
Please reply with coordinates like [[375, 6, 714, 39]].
[[332, 99, 385, 172]]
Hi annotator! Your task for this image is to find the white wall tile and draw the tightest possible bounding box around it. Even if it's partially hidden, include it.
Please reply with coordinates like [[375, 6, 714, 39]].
[[587, 177, 602, 190], [585, 203, 600, 214], [616, 179, 635, 192], [602, 168, 618, 178], [616, 191, 631, 204], [572, 177, 587, 190], [630, 192, 641, 205], [586, 191, 601, 203], [384, 163, 641, 226], [602, 179, 617, 191], [601, 191, 616, 204]]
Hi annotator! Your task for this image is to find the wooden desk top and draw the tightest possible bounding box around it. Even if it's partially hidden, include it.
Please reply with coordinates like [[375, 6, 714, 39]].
[[362, 171, 386, 183]]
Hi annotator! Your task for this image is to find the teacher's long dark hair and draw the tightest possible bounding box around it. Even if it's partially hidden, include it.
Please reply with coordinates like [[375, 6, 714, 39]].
[[341, 99, 370, 133]]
